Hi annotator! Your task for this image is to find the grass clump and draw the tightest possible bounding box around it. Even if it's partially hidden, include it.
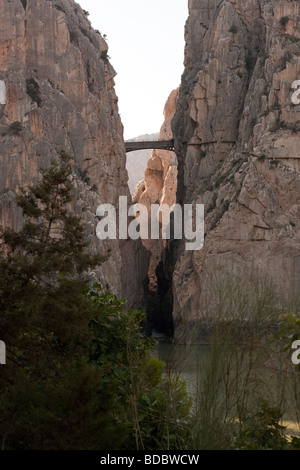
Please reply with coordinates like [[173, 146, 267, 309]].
[[171, 273, 300, 450]]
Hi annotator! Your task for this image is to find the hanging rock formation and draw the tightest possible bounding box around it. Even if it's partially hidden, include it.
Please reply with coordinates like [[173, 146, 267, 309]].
[[170, 0, 300, 340], [134, 89, 179, 292], [0, 0, 148, 307], [126, 133, 159, 194]]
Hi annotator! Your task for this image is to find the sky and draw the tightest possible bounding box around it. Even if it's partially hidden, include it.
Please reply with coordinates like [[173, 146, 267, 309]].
[[77, 0, 188, 139]]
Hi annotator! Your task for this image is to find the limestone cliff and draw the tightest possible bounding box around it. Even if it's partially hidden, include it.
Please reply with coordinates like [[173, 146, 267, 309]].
[[126, 133, 159, 194], [132, 89, 178, 334], [0, 0, 147, 307], [171, 0, 300, 339], [134, 89, 178, 291]]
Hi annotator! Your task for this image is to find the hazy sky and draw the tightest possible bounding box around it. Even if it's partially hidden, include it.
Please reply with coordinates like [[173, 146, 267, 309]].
[[78, 0, 188, 139]]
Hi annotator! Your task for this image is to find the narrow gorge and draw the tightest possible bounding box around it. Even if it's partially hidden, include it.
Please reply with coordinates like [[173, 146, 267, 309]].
[[1, 0, 300, 453], [1, 0, 300, 343]]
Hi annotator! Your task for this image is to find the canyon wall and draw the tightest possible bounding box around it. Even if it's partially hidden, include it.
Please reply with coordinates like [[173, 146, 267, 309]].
[[0, 0, 147, 307], [133, 89, 178, 334], [134, 89, 178, 291], [171, 0, 300, 340], [126, 133, 159, 194]]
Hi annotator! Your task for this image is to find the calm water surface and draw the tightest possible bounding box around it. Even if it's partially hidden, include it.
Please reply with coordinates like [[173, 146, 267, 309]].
[[155, 339, 300, 436]]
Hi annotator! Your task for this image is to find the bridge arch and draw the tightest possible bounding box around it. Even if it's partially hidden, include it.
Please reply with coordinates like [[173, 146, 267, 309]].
[[125, 139, 174, 153]]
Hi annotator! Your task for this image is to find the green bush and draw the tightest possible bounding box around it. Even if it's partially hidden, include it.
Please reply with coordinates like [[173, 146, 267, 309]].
[[77, 168, 91, 185], [236, 401, 292, 450], [101, 50, 110, 62], [26, 78, 41, 107], [55, 5, 65, 13], [0, 152, 192, 450], [69, 30, 78, 45], [9, 121, 23, 135], [280, 51, 293, 70], [280, 16, 289, 29], [245, 50, 256, 72]]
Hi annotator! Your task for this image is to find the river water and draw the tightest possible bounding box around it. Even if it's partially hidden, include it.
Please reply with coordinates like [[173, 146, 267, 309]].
[[155, 338, 300, 438]]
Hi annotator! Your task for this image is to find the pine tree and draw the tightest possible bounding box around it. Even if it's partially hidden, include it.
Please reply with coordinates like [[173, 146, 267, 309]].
[[0, 152, 192, 450], [0, 152, 104, 364], [0, 153, 120, 449]]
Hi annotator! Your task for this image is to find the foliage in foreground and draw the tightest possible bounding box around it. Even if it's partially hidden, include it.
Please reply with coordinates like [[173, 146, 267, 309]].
[[183, 273, 300, 450], [0, 152, 299, 450], [0, 153, 191, 450]]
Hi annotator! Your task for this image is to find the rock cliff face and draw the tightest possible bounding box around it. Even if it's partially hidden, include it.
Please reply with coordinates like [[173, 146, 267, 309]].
[[126, 133, 159, 194], [171, 0, 300, 340], [134, 89, 178, 292], [132, 89, 178, 334], [0, 0, 147, 307]]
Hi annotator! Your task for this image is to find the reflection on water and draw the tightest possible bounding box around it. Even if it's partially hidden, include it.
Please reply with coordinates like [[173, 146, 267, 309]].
[[155, 341, 211, 396], [155, 339, 300, 437]]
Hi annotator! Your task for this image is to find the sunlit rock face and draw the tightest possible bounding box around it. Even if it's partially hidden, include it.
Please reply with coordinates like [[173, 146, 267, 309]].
[[134, 88, 179, 292], [126, 133, 159, 195], [0, 0, 148, 308], [170, 0, 300, 340]]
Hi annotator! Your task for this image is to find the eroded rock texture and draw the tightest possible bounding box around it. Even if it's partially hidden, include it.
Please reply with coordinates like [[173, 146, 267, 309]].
[[171, 0, 300, 340], [134, 89, 179, 292], [0, 0, 147, 307]]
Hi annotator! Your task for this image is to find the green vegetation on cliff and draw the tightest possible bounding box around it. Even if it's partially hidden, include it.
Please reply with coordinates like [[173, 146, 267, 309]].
[[0, 153, 190, 450]]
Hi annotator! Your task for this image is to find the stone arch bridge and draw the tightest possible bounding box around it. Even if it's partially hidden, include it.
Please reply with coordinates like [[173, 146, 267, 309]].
[[125, 139, 174, 153]]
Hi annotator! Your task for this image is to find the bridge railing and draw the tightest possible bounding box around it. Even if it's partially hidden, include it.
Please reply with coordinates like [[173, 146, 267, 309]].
[[125, 139, 174, 153]]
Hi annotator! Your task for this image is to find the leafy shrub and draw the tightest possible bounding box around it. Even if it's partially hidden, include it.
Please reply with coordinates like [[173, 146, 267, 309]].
[[55, 5, 65, 13], [229, 25, 238, 34], [270, 119, 284, 132], [286, 35, 300, 44], [270, 101, 280, 112], [245, 50, 256, 72], [269, 159, 279, 168], [250, 117, 257, 129], [280, 16, 289, 28], [236, 401, 292, 450], [280, 51, 293, 70], [77, 168, 91, 185], [69, 30, 78, 45], [9, 121, 23, 135], [101, 50, 110, 62], [20, 0, 27, 10], [286, 123, 298, 133], [260, 54, 269, 66], [26, 78, 41, 107], [80, 27, 88, 38]]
